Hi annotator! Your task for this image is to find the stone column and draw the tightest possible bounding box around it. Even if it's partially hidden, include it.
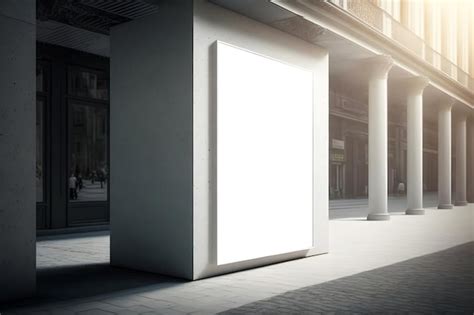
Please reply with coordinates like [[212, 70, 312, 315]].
[[437, 102, 454, 209], [406, 77, 429, 215], [454, 114, 468, 206], [366, 55, 393, 221], [467, 117, 474, 203]]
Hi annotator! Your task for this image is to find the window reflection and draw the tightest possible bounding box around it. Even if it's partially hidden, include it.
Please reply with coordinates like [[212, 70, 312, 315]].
[[36, 65, 44, 92], [36, 100, 44, 202], [70, 103, 108, 202], [68, 68, 108, 100]]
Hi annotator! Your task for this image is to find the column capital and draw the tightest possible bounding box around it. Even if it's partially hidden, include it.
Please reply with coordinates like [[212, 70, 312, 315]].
[[364, 55, 394, 79], [454, 112, 468, 123], [468, 112, 474, 123], [405, 76, 429, 95], [452, 105, 472, 122], [436, 97, 456, 111]]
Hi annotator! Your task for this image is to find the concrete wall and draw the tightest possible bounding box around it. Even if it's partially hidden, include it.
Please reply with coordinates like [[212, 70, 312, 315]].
[[0, 0, 36, 302], [192, 0, 329, 279], [110, 0, 329, 280], [110, 1, 194, 279]]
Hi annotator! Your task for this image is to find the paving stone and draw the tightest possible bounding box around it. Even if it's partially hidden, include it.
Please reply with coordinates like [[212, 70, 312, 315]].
[[220, 242, 474, 314]]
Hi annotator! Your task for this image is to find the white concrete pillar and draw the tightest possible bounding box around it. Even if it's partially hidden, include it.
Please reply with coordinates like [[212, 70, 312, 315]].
[[366, 55, 393, 221], [110, 2, 195, 279], [405, 77, 429, 215], [454, 114, 468, 206], [437, 101, 454, 209]]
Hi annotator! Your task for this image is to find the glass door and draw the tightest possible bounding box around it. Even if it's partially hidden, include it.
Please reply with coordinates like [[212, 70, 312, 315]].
[[67, 100, 109, 225], [36, 98, 45, 203], [67, 66, 109, 226], [36, 62, 50, 229], [36, 45, 110, 231], [69, 102, 108, 203]]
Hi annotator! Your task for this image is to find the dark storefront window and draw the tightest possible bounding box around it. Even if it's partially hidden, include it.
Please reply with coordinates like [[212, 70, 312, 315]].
[[36, 43, 110, 230], [36, 99, 44, 202], [36, 63, 46, 203], [69, 103, 108, 202]]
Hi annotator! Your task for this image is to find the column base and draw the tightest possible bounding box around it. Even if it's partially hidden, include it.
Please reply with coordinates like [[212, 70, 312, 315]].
[[454, 201, 468, 206], [367, 213, 390, 221], [405, 208, 425, 215], [437, 203, 453, 209]]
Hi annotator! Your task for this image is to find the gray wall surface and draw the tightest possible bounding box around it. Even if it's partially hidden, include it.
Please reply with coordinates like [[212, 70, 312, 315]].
[[192, 0, 329, 279], [110, 0, 194, 279], [0, 0, 36, 302]]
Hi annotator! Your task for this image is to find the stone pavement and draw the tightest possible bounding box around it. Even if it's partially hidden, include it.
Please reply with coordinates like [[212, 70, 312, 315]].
[[1, 204, 473, 314], [221, 242, 474, 314], [37, 232, 109, 268], [72, 180, 108, 202]]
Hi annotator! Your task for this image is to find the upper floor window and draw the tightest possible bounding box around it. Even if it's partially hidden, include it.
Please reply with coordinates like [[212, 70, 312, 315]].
[[68, 67, 109, 100], [36, 64, 45, 92]]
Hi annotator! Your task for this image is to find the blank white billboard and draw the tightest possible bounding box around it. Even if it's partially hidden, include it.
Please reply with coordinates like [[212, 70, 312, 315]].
[[216, 42, 314, 265]]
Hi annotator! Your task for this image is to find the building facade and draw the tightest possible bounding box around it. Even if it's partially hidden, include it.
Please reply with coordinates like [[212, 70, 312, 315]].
[[326, 0, 473, 200], [0, 0, 473, 302]]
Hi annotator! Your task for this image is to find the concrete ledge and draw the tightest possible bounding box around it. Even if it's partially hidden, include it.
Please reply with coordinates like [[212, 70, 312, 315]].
[[438, 203, 454, 209], [367, 213, 391, 221], [405, 208, 425, 215]]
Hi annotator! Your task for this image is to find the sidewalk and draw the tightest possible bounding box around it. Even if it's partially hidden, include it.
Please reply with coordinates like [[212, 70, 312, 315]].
[[3, 204, 473, 314]]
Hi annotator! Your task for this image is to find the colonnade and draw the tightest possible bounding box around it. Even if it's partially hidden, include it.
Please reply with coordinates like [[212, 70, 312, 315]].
[[365, 55, 472, 221]]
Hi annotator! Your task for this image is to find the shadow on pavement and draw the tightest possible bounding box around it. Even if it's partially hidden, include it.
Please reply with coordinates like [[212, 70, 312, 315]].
[[2, 263, 185, 310], [221, 242, 474, 314]]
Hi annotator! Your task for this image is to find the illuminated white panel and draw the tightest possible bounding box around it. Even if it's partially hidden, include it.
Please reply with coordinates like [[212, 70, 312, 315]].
[[216, 42, 314, 265]]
